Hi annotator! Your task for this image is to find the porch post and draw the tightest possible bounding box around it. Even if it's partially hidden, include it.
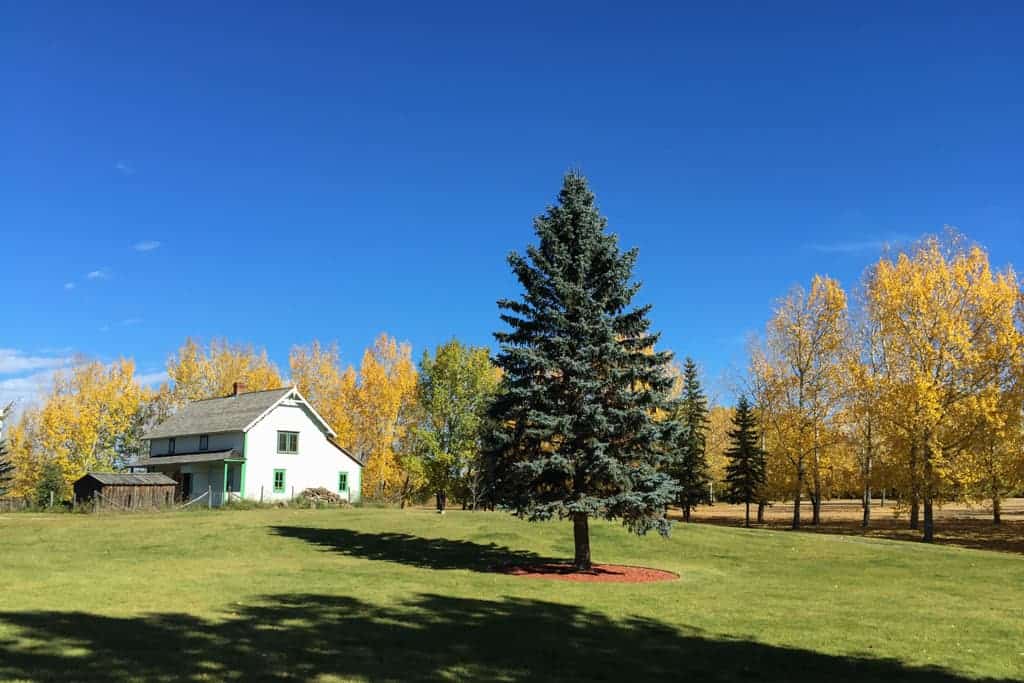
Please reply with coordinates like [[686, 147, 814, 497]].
[[223, 461, 229, 499], [239, 462, 246, 499]]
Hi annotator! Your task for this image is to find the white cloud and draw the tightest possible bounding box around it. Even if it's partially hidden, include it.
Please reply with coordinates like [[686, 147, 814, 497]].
[[133, 240, 161, 252], [0, 350, 73, 415], [805, 234, 914, 254], [136, 370, 169, 386], [0, 371, 54, 414], [115, 160, 135, 175], [119, 318, 142, 327], [64, 282, 75, 290], [0, 349, 69, 374], [86, 269, 110, 280]]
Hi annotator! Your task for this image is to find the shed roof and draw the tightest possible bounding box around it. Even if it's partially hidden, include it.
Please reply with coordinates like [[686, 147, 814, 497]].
[[79, 472, 177, 486], [143, 388, 293, 439], [135, 450, 241, 466]]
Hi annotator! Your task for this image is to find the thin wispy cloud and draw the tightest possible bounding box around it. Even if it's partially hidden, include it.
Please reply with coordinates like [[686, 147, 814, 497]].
[[804, 234, 913, 255], [136, 370, 169, 386], [0, 349, 74, 413], [86, 268, 110, 280], [0, 349, 70, 375], [63, 282, 76, 290], [115, 160, 135, 175], [133, 240, 161, 252], [119, 317, 143, 327]]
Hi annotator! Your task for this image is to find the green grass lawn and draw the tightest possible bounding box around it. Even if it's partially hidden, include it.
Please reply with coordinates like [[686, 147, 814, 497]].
[[1, 508, 1021, 682]]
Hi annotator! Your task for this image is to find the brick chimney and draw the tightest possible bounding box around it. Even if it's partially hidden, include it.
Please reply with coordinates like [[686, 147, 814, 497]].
[[232, 381, 247, 397]]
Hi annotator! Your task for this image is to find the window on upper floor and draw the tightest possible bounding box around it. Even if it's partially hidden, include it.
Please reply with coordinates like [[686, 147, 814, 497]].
[[277, 431, 299, 454], [199, 434, 209, 451], [168, 437, 176, 455]]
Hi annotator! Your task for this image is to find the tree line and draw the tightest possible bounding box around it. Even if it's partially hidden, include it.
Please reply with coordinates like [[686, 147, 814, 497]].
[[2, 173, 1020, 563], [739, 231, 1024, 541]]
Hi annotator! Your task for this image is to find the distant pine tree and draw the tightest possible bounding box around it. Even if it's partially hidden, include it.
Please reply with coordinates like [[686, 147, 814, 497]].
[[488, 172, 680, 570], [667, 358, 711, 522], [34, 462, 65, 508], [0, 436, 13, 498], [724, 395, 766, 528], [0, 402, 13, 498]]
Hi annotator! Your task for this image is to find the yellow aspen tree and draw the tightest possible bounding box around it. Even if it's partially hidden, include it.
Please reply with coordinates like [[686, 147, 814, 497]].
[[965, 385, 1023, 524], [864, 234, 1022, 542], [167, 337, 283, 404], [842, 312, 886, 528], [33, 359, 149, 493], [754, 275, 848, 528], [349, 333, 419, 502], [288, 340, 358, 449]]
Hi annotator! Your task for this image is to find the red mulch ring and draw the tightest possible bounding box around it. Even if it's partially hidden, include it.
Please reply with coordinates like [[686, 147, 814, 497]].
[[496, 562, 678, 583]]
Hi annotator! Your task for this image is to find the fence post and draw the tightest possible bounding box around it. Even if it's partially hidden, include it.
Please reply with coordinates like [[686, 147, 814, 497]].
[[260, 485, 264, 503], [49, 490, 54, 508], [291, 486, 294, 501], [208, 485, 212, 509]]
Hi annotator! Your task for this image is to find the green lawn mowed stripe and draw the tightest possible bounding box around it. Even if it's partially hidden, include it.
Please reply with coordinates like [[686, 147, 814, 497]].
[[0, 508, 1021, 682]]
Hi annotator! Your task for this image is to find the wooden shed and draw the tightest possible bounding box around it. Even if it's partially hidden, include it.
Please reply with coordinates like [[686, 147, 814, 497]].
[[73, 472, 177, 510]]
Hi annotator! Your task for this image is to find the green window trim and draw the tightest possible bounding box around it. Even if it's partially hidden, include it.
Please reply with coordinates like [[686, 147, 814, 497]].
[[338, 472, 348, 492], [273, 469, 286, 494], [277, 431, 299, 454]]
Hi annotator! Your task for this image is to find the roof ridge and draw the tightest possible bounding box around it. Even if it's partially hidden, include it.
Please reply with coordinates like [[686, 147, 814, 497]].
[[187, 386, 292, 403]]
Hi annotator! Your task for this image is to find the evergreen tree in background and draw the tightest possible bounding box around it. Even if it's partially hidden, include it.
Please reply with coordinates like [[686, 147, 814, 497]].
[[668, 357, 711, 521], [0, 437, 13, 498], [34, 461, 65, 508], [724, 395, 766, 528], [0, 402, 13, 498], [488, 172, 680, 571]]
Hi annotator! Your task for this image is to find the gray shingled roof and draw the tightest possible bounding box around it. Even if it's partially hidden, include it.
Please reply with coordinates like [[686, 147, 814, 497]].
[[143, 388, 292, 439], [135, 450, 241, 466], [81, 472, 177, 486]]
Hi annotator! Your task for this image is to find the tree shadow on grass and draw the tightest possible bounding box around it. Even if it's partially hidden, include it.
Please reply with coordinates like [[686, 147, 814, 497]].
[[0, 593, 1011, 682], [271, 525, 554, 571]]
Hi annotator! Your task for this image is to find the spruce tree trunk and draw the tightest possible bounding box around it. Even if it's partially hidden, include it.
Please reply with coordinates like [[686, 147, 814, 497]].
[[757, 501, 765, 524], [909, 498, 919, 529], [573, 513, 592, 571], [744, 501, 750, 528], [993, 495, 1001, 525]]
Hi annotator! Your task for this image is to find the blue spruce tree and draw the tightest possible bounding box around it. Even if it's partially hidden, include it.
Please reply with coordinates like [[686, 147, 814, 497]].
[[488, 172, 680, 570]]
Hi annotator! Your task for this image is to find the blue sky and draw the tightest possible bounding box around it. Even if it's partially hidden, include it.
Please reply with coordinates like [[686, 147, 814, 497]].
[[3, 1, 1023, 407]]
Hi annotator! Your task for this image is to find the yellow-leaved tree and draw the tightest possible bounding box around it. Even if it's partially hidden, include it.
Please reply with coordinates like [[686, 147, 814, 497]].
[[864, 233, 1023, 541], [352, 334, 419, 503], [9, 359, 151, 497], [751, 275, 848, 528], [166, 338, 283, 404], [288, 340, 358, 448]]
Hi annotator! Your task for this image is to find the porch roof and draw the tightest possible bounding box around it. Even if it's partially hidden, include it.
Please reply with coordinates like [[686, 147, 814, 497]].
[[135, 449, 244, 467]]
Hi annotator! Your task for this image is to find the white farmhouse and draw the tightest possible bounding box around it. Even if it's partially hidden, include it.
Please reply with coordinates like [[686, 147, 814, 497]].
[[138, 383, 362, 505]]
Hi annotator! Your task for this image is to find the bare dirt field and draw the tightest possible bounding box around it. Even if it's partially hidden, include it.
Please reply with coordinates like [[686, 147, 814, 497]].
[[683, 497, 1024, 555]]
